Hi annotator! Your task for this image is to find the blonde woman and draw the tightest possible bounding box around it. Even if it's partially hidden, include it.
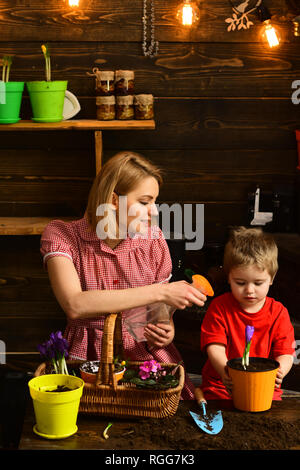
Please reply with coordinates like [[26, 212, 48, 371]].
[[40, 151, 206, 399]]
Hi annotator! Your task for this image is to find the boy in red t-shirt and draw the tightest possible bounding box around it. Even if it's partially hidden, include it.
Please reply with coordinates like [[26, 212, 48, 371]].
[[201, 226, 295, 401]]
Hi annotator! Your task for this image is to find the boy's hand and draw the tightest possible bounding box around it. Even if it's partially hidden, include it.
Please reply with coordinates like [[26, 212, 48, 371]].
[[221, 366, 233, 395], [275, 366, 284, 388], [144, 322, 174, 348]]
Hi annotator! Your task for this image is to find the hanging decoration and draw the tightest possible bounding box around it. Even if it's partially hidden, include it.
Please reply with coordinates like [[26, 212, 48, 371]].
[[142, 0, 159, 57], [176, 0, 200, 26], [225, 0, 262, 31]]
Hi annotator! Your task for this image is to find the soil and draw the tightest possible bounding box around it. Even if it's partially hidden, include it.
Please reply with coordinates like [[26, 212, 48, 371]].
[[46, 385, 75, 392], [101, 402, 300, 450], [228, 358, 278, 372]]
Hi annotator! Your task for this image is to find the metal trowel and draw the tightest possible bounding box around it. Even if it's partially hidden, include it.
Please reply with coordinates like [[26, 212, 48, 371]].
[[189, 387, 223, 435]]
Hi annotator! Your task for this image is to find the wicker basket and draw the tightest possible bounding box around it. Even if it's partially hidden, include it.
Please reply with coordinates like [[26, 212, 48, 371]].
[[35, 312, 184, 419]]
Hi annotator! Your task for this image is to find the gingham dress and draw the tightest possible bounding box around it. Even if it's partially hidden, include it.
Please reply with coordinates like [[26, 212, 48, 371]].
[[40, 217, 195, 399]]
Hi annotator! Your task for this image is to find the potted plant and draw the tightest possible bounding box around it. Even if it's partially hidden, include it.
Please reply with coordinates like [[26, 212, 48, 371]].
[[79, 357, 127, 384], [28, 331, 84, 439], [26, 44, 68, 123], [227, 326, 279, 412], [0, 55, 24, 124], [122, 359, 180, 390]]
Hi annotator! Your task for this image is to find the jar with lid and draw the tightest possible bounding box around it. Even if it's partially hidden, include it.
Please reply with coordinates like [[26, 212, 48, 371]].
[[95, 70, 115, 96], [115, 70, 134, 95], [96, 96, 116, 120], [116, 96, 134, 120], [134, 94, 154, 120]]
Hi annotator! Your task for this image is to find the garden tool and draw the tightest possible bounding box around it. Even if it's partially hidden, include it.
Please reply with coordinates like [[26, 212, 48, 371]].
[[189, 387, 223, 435]]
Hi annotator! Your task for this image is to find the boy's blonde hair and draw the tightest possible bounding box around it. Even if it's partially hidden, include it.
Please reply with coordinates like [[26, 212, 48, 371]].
[[223, 226, 278, 279], [86, 151, 163, 232]]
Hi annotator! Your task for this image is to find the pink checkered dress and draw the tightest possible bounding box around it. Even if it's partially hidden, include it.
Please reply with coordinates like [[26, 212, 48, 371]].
[[40, 217, 195, 399]]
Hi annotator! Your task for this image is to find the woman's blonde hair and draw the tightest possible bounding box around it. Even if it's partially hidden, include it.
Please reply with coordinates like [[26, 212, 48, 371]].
[[223, 226, 278, 279], [86, 151, 163, 232]]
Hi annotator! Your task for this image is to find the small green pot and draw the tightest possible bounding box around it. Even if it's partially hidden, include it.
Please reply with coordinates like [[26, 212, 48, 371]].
[[0, 81, 25, 124], [26, 80, 68, 123]]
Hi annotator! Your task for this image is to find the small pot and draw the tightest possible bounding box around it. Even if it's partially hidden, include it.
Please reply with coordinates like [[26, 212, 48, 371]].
[[0, 81, 24, 124], [28, 374, 84, 439], [80, 360, 126, 384], [26, 80, 67, 122], [227, 357, 279, 412]]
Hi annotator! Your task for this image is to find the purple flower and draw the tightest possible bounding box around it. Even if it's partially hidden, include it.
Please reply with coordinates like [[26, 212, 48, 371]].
[[139, 360, 162, 380], [245, 325, 255, 344]]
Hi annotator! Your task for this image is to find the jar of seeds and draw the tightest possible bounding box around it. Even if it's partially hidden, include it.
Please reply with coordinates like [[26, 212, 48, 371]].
[[115, 70, 134, 95], [134, 94, 154, 120], [95, 70, 115, 96], [96, 96, 116, 120], [116, 95, 134, 120]]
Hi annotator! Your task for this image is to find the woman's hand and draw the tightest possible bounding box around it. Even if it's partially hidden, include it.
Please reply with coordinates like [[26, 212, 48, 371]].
[[144, 322, 174, 348], [161, 280, 207, 310]]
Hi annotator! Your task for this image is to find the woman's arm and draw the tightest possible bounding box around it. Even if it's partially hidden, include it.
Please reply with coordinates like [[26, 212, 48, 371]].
[[47, 256, 206, 320]]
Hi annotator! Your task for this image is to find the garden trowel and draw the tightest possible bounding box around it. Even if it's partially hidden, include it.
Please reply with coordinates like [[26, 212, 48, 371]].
[[189, 387, 223, 435]]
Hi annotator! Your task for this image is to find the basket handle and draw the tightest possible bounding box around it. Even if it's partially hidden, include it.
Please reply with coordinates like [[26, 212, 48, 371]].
[[95, 312, 123, 390]]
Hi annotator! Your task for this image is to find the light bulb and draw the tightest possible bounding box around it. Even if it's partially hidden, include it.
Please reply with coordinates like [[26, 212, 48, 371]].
[[68, 0, 79, 6], [177, 0, 200, 26], [262, 20, 280, 48]]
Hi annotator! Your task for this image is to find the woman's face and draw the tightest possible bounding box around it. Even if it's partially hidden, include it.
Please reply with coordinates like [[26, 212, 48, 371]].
[[115, 176, 159, 236]]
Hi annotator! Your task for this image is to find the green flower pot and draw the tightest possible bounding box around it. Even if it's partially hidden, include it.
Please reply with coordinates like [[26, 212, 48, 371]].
[[26, 80, 68, 123], [0, 81, 24, 124]]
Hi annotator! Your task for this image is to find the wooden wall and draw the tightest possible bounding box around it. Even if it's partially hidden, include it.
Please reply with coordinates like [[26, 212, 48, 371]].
[[0, 0, 300, 367]]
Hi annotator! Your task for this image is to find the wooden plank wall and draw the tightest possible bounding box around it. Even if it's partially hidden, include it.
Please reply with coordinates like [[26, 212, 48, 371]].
[[0, 0, 300, 366]]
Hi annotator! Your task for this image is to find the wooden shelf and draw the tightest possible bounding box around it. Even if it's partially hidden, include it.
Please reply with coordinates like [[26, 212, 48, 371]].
[[0, 119, 155, 131], [0, 217, 75, 235], [0, 119, 156, 235]]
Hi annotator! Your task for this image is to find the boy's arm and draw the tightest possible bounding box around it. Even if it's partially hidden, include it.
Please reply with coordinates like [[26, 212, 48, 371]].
[[274, 354, 294, 388], [206, 343, 233, 392]]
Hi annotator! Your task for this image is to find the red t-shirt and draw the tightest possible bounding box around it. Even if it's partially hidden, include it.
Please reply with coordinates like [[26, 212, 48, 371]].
[[201, 292, 295, 401]]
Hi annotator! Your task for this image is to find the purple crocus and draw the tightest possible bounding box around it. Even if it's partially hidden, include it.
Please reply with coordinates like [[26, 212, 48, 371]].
[[245, 325, 255, 344], [37, 331, 69, 374], [242, 325, 255, 368]]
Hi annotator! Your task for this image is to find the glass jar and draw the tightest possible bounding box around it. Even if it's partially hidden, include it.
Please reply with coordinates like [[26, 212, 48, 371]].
[[134, 94, 154, 120], [96, 96, 116, 120], [115, 70, 134, 95], [116, 96, 134, 120], [95, 70, 115, 96]]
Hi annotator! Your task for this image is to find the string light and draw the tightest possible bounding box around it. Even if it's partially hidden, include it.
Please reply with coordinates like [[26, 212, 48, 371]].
[[67, 0, 79, 6], [257, 3, 280, 48], [176, 0, 200, 26]]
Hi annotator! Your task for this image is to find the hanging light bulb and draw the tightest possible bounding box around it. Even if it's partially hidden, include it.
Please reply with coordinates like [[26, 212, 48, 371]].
[[257, 3, 280, 48], [68, 0, 79, 6], [176, 0, 200, 26]]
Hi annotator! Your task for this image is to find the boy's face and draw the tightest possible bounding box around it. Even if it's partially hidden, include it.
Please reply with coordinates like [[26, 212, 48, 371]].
[[228, 264, 273, 313]]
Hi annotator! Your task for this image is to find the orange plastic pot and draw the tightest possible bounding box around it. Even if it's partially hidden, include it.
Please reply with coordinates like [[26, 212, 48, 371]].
[[227, 357, 279, 412]]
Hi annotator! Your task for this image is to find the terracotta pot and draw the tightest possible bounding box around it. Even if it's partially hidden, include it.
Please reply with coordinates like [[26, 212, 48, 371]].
[[227, 357, 279, 412], [79, 360, 126, 384]]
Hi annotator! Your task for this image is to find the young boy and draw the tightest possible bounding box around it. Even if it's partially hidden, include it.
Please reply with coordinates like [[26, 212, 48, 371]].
[[200, 226, 295, 400]]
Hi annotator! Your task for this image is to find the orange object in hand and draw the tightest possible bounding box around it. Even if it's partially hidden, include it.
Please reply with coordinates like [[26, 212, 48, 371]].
[[192, 274, 214, 297]]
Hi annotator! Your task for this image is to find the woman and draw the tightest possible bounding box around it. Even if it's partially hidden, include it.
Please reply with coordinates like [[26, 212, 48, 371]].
[[40, 151, 206, 399]]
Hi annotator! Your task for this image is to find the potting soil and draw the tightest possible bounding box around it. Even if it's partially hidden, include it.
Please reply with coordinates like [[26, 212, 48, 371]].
[[101, 403, 300, 450]]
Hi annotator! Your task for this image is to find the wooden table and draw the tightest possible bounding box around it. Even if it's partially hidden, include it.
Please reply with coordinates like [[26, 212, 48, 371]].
[[19, 398, 300, 452]]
